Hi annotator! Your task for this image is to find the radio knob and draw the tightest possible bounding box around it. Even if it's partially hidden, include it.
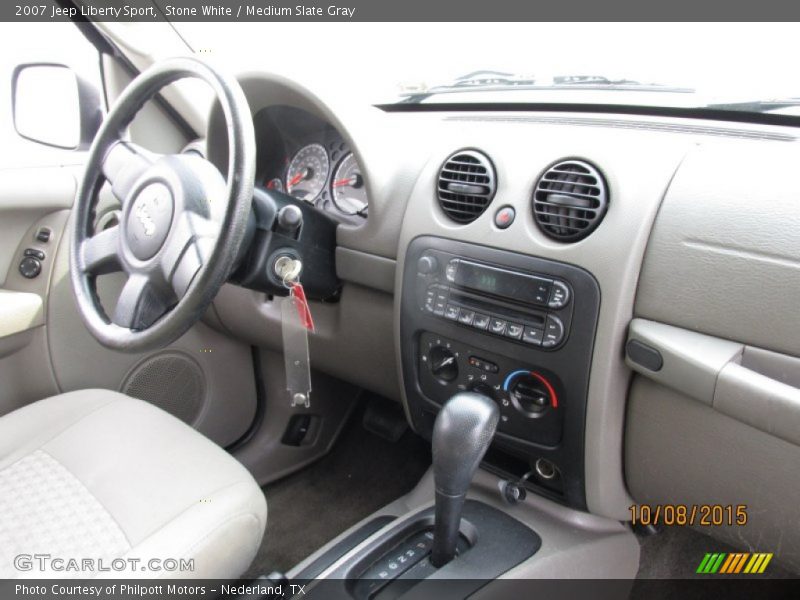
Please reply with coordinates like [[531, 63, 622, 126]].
[[417, 255, 438, 275]]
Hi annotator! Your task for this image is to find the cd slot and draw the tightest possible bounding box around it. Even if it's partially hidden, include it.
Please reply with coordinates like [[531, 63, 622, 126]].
[[448, 289, 546, 327]]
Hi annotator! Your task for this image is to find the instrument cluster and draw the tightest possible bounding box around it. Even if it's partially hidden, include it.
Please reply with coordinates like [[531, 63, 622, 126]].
[[256, 105, 368, 218]]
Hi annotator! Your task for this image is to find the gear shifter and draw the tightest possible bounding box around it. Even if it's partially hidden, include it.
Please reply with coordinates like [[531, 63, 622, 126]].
[[430, 392, 499, 568]]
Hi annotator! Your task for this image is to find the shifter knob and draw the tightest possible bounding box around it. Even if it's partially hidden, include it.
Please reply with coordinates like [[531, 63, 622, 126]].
[[430, 392, 499, 568]]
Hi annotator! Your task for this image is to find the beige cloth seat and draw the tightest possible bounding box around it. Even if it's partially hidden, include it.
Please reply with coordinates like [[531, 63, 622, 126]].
[[0, 389, 266, 579]]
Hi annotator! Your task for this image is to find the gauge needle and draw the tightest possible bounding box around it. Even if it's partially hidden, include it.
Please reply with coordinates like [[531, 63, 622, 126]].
[[332, 178, 353, 188], [287, 169, 308, 188]]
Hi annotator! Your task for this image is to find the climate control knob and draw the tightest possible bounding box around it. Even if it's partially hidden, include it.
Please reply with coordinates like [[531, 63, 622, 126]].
[[429, 346, 459, 383], [503, 370, 558, 417]]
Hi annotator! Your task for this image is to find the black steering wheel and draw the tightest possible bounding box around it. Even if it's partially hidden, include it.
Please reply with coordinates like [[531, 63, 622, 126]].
[[70, 57, 255, 352]]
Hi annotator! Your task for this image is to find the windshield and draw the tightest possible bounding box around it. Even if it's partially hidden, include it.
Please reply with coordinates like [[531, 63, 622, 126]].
[[174, 22, 800, 117]]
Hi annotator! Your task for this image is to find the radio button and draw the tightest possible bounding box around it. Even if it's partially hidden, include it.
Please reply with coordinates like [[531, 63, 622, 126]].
[[445, 259, 458, 282], [444, 304, 460, 320], [505, 322, 524, 340], [472, 313, 490, 330], [532, 281, 551, 304], [542, 315, 565, 347], [488, 318, 507, 336], [424, 289, 436, 312], [522, 327, 544, 346], [457, 309, 475, 325], [548, 281, 570, 309], [433, 292, 448, 316]]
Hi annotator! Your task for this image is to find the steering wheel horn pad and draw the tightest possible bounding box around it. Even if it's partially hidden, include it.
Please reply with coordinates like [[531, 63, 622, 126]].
[[126, 182, 174, 260], [69, 58, 255, 352]]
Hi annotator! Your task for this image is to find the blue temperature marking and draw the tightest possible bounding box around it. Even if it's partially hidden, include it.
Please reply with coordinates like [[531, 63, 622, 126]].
[[503, 370, 530, 391]]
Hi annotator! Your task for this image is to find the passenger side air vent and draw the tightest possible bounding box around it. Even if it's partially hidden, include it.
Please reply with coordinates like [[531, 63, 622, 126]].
[[533, 160, 608, 242], [437, 150, 497, 224]]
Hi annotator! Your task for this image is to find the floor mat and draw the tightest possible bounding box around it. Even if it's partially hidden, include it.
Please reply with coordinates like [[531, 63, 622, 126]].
[[244, 398, 432, 578]]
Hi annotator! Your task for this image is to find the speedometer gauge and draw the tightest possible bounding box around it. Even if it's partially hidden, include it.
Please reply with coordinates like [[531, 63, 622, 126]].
[[331, 153, 368, 215], [286, 143, 329, 202]]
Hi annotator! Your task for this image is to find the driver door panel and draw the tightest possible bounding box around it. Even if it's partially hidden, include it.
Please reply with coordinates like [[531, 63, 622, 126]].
[[0, 167, 256, 445], [0, 170, 257, 448], [0, 41, 258, 446], [0, 167, 74, 413]]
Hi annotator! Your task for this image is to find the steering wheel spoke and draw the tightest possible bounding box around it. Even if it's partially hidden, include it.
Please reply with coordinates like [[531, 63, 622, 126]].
[[173, 238, 215, 298], [113, 273, 175, 330], [102, 141, 156, 206], [79, 225, 123, 275], [161, 212, 218, 298]]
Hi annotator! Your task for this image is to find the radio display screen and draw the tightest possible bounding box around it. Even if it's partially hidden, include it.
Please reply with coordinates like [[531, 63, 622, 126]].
[[454, 260, 552, 304]]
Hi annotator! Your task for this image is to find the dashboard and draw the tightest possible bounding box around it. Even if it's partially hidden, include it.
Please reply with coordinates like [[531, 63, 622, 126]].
[[254, 105, 368, 219], [205, 73, 800, 571]]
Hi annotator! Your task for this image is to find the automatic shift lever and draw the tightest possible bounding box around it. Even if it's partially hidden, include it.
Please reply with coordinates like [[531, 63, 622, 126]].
[[430, 392, 499, 568]]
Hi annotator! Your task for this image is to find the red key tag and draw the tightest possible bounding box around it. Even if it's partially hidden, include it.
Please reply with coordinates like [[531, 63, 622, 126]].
[[289, 282, 315, 332]]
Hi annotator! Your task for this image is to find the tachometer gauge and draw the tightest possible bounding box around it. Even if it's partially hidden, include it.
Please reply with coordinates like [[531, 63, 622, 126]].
[[286, 143, 329, 202], [331, 153, 368, 215]]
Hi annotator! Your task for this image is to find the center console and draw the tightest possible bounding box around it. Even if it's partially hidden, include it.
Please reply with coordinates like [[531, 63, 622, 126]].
[[283, 391, 543, 599], [258, 244, 613, 595], [400, 236, 600, 509], [251, 237, 605, 595]]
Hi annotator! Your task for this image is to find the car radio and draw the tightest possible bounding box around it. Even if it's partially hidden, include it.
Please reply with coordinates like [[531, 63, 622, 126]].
[[400, 236, 600, 509], [419, 256, 573, 350]]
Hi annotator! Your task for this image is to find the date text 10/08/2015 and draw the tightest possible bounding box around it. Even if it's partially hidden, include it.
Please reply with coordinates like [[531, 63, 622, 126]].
[[630, 504, 748, 527]]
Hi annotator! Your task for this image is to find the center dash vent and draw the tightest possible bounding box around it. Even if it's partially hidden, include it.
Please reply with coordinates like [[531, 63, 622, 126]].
[[437, 150, 496, 224], [533, 160, 608, 242]]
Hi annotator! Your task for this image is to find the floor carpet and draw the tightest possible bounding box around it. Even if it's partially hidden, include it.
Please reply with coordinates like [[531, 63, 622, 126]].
[[243, 397, 432, 578]]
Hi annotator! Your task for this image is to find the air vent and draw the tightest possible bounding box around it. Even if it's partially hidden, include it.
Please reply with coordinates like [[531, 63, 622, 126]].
[[437, 150, 496, 223], [533, 160, 608, 242]]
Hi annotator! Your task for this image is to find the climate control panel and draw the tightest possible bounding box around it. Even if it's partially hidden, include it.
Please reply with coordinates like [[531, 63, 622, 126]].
[[419, 332, 563, 446]]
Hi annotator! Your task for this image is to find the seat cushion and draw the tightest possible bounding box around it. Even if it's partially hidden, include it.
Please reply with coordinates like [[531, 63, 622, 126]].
[[0, 389, 266, 579]]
